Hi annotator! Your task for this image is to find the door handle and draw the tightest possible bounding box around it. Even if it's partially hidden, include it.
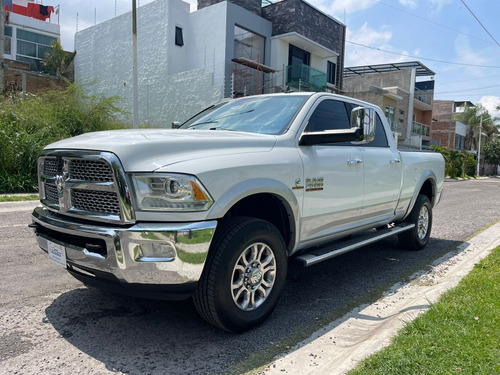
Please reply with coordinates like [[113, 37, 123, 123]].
[[390, 159, 401, 164], [347, 159, 363, 165]]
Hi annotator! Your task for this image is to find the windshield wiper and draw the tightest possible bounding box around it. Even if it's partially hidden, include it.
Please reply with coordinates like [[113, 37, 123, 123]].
[[186, 120, 219, 129]]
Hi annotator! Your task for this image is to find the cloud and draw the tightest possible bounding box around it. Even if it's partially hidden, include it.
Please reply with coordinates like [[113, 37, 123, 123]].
[[318, 0, 375, 16], [453, 35, 491, 77], [479, 96, 500, 119], [399, 0, 418, 9], [426, 0, 453, 12], [346, 23, 416, 67]]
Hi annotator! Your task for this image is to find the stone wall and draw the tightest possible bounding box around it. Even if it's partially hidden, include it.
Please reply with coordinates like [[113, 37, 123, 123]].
[[198, 0, 261, 15], [261, 0, 345, 89]]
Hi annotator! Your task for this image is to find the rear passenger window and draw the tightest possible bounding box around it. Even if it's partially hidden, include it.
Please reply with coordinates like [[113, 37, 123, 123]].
[[306, 100, 350, 132]]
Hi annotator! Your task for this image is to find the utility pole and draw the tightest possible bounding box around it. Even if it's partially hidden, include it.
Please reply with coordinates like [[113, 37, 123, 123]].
[[0, 0, 5, 92], [132, 0, 139, 129], [476, 114, 483, 176]]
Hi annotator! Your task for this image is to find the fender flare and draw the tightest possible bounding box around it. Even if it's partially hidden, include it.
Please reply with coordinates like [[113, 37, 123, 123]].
[[206, 178, 300, 252]]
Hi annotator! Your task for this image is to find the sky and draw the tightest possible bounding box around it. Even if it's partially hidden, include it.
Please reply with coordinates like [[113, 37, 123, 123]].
[[52, 0, 500, 118]]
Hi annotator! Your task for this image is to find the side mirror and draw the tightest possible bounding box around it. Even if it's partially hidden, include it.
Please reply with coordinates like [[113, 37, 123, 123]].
[[172, 121, 182, 129], [351, 107, 375, 143]]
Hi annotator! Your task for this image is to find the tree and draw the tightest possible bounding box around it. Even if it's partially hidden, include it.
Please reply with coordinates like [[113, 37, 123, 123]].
[[454, 104, 498, 150], [484, 138, 500, 166], [42, 41, 76, 78]]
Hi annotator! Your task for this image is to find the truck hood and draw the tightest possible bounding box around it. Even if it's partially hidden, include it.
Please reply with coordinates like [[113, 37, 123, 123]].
[[45, 129, 277, 172]]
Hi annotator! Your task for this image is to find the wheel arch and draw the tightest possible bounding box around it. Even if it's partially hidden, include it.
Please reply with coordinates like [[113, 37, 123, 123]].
[[206, 179, 299, 253], [402, 172, 437, 221]]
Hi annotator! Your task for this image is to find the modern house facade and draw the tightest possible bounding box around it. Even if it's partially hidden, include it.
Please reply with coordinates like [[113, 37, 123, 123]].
[[343, 61, 435, 150], [74, 0, 346, 126]]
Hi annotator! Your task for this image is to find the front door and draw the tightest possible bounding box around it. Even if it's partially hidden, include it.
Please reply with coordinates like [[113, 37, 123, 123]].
[[298, 98, 364, 244]]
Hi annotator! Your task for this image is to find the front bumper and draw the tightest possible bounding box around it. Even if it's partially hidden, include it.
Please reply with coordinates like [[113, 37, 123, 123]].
[[31, 206, 217, 297]]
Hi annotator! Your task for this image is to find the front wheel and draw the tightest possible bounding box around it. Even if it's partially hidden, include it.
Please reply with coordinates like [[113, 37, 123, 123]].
[[398, 194, 433, 250], [193, 217, 287, 332]]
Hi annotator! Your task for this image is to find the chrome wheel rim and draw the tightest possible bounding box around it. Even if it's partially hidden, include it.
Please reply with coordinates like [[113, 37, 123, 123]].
[[231, 242, 276, 311], [417, 205, 429, 240]]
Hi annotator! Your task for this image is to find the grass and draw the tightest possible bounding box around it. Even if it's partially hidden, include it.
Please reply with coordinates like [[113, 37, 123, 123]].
[[348, 245, 500, 375], [0, 194, 39, 202]]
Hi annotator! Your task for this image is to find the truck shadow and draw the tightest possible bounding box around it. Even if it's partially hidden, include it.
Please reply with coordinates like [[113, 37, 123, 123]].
[[45, 236, 463, 374]]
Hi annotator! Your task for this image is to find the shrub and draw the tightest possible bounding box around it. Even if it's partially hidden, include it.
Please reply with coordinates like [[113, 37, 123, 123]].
[[0, 84, 127, 193]]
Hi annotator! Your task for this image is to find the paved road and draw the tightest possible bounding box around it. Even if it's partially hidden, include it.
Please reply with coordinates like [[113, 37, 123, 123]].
[[1, 178, 500, 375]]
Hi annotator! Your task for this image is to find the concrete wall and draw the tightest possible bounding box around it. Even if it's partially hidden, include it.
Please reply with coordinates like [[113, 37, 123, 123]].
[[75, 0, 224, 126], [343, 70, 413, 141]]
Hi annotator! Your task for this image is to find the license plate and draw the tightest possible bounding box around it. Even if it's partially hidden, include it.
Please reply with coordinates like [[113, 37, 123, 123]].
[[48, 240, 67, 268]]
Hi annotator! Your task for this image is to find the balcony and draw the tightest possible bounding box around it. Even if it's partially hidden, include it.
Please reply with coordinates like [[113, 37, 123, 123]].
[[286, 64, 327, 92], [387, 120, 403, 134], [412, 121, 431, 138]]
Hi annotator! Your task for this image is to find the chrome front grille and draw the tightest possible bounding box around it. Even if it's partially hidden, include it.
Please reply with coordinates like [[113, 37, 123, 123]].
[[69, 160, 114, 182], [43, 157, 62, 177], [38, 151, 134, 223], [72, 189, 121, 216], [44, 183, 59, 203]]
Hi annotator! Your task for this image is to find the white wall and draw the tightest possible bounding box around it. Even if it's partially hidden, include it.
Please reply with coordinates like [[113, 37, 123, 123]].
[[75, 0, 223, 127], [456, 121, 468, 137]]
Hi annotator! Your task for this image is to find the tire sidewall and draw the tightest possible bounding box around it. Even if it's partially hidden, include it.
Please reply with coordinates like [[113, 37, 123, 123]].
[[412, 195, 432, 248], [213, 220, 287, 332]]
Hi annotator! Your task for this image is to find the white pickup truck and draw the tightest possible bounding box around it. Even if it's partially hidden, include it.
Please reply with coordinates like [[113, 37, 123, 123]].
[[31, 92, 444, 332]]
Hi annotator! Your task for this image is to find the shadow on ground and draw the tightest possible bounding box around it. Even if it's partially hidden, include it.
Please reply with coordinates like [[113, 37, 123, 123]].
[[45, 235, 463, 374]]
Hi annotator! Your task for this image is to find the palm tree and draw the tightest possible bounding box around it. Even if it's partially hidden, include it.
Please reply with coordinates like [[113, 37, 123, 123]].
[[454, 104, 497, 150]]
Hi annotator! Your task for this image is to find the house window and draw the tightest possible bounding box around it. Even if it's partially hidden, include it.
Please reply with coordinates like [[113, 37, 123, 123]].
[[327, 61, 336, 85], [234, 25, 265, 61], [175, 26, 184, 46], [385, 105, 395, 127], [16, 29, 56, 71], [4, 26, 12, 55], [288, 44, 310, 66]]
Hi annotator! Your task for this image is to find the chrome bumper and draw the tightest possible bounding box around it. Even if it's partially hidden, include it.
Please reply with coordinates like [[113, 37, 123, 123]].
[[32, 206, 217, 286]]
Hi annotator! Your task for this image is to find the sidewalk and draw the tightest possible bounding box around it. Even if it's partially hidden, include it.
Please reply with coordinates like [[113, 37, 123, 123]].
[[266, 221, 500, 375]]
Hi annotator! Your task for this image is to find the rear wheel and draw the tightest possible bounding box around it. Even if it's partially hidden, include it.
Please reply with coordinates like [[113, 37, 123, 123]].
[[193, 217, 287, 332], [399, 194, 433, 250]]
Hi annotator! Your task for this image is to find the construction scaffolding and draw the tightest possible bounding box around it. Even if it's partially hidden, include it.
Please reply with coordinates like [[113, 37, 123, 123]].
[[231, 57, 281, 98]]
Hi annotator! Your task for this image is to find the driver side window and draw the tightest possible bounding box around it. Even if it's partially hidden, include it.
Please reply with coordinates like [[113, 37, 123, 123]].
[[306, 100, 351, 132]]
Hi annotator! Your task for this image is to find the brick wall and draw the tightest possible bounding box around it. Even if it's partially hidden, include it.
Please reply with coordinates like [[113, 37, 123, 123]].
[[2, 59, 68, 94], [431, 121, 456, 149]]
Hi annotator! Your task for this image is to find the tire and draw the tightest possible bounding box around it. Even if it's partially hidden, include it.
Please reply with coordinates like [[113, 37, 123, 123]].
[[398, 194, 433, 250], [193, 217, 288, 333]]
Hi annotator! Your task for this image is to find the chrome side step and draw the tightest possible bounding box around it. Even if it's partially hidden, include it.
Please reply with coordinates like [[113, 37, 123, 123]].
[[296, 223, 415, 267]]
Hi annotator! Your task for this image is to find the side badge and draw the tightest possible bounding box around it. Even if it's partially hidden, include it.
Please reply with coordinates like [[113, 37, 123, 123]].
[[292, 178, 303, 190]]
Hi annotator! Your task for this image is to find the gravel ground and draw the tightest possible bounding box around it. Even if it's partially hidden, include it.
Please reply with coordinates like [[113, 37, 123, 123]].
[[0, 178, 499, 375]]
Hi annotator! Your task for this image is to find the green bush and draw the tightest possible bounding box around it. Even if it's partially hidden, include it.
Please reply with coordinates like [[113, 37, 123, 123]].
[[464, 153, 477, 176], [0, 84, 127, 193]]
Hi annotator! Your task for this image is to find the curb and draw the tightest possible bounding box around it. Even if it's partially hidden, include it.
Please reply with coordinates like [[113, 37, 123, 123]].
[[265, 221, 500, 375]]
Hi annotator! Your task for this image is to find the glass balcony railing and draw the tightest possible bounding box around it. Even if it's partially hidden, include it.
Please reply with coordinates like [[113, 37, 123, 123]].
[[412, 121, 431, 137], [387, 120, 403, 134], [286, 64, 327, 92]]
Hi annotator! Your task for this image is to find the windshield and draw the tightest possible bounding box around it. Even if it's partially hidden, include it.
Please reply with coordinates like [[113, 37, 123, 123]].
[[180, 95, 308, 135]]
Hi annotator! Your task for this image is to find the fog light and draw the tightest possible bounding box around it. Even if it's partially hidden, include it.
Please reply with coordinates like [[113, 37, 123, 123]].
[[137, 241, 176, 262]]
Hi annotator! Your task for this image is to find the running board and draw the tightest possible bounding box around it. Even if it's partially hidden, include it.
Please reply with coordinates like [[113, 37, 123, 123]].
[[296, 223, 415, 267]]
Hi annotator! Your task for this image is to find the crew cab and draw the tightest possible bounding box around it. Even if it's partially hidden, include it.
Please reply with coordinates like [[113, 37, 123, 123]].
[[31, 92, 444, 332]]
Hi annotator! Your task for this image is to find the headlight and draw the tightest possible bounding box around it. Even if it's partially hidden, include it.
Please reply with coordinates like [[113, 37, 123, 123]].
[[130, 173, 213, 211]]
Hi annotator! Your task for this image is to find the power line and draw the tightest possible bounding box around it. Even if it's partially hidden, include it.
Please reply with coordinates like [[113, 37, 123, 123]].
[[435, 84, 500, 95], [459, 0, 500, 48], [375, 0, 495, 46], [346, 40, 500, 69]]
